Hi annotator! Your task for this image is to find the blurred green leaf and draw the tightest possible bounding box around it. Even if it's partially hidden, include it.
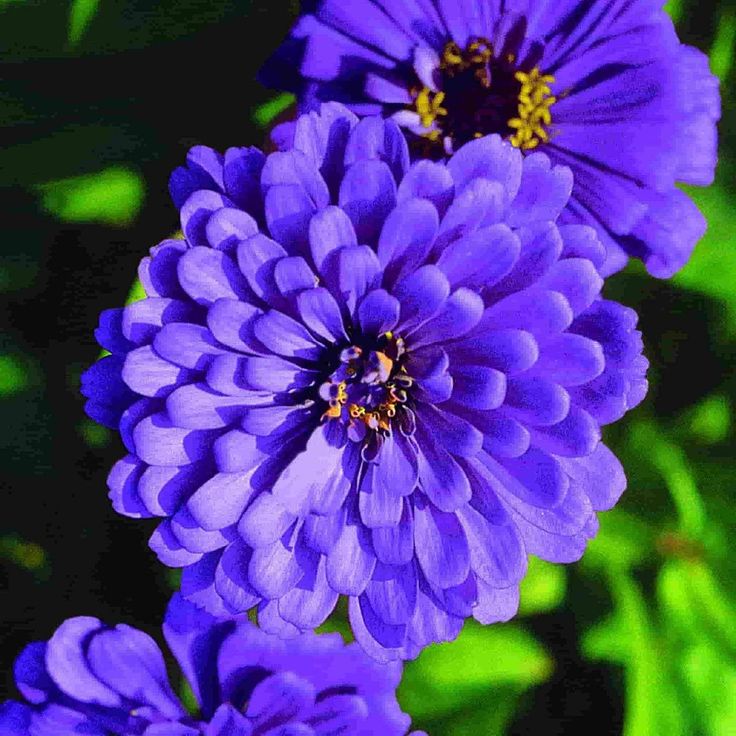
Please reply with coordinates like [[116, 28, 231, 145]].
[[631, 421, 706, 540], [252, 93, 295, 128], [710, 8, 736, 81], [681, 640, 736, 735], [0, 534, 49, 576], [0, 354, 30, 396], [518, 556, 566, 616], [582, 509, 653, 570], [165, 568, 182, 591], [663, 0, 684, 24], [79, 419, 111, 448], [688, 393, 731, 444], [179, 677, 199, 716], [675, 181, 736, 328], [36, 166, 144, 227], [399, 622, 551, 720], [581, 611, 630, 664], [68, 0, 100, 47], [126, 278, 147, 305], [607, 569, 687, 736], [660, 560, 736, 653], [443, 696, 522, 736]]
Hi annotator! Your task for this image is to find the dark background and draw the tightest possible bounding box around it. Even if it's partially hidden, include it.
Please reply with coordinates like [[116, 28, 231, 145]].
[[1, 1, 735, 734]]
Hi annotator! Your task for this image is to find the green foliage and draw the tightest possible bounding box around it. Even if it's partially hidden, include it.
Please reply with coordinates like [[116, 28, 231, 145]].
[[79, 419, 111, 448], [399, 622, 551, 733], [710, 8, 736, 80], [126, 278, 147, 305], [0, 534, 49, 577], [68, 0, 101, 47], [518, 556, 566, 616], [664, 0, 685, 23], [0, 354, 30, 396], [36, 167, 145, 227], [252, 93, 295, 128], [688, 394, 731, 445]]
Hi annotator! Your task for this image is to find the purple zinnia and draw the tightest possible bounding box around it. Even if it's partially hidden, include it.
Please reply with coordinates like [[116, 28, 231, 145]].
[[0, 594, 415, 735], [261, 0, 720, 277], [82, 104, 647, 661]]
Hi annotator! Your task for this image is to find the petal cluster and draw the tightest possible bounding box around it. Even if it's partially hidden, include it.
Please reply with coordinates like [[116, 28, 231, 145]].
[[81, 104, 647, 661], [0, 595, 413, 735], [262, 0, 720, 277]]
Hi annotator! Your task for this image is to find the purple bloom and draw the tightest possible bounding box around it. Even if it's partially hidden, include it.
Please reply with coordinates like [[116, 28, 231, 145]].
[[0, 594, 415, 735], [81, 104, 647, 661], [261, 0, 720, 278]]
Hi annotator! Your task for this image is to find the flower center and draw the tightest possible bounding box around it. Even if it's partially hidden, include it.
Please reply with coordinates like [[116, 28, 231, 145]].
[[410, 38, 556, 153], [320, 332, 413, 435]]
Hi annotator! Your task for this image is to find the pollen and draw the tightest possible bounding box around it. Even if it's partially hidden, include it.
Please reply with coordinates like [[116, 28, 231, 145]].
[[415, 87, 447, 129], [508, 68, 556, 150], [407, 38, 555, 152]]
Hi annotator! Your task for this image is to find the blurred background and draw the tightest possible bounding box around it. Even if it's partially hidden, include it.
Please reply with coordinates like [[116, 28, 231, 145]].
[[0, 0, 734, 733]]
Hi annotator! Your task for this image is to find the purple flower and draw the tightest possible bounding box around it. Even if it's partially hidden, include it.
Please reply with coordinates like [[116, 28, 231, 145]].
[[261, 0, 720, 278], [0, 594, 415, 735], [81, 104, 647, 661]]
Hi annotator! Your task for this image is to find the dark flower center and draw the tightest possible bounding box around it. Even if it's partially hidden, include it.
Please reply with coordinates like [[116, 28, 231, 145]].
[[320, 332, 413, 435], [409, 38, 556, 153]]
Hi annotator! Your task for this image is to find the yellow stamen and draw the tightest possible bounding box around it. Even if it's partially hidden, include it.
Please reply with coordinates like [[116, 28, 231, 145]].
[[415, 87, 447, 129], [508, 68, 556, 151]]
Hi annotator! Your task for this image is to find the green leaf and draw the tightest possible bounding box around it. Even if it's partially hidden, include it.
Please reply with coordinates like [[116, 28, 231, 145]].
[[687, 394, 731, 444], [0, 534, 49, 576], [607, 569, 688, 736], [581, 508, 653, 571], [631, 421, 706, 540], [68, 0, 101, 47], [518, 556, 567, 615], [398, 622, 551, 720], [674, 180, 736, 329], [125, 278, 147, 305], [78, 419, 110, 448], [179, 677, 199, 716], [710, 9, 736, 81], [581, 612, 630, 664], [681, 640, 736, 735], [659, 560, 736, 654], [0, 354, 30, 396], [36, 166, 145, 227], [663, 0, 684, 24], [252, 93, 295, 128]]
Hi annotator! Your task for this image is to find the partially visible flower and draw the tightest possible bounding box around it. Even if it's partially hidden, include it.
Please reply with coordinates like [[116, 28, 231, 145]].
[[82, 104, 647, 661], [261, 0, 720, 277], [0, 594, 414, 735]]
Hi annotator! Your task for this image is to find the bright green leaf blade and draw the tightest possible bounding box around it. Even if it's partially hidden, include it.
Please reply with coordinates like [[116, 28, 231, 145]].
[[126, 278, 147, 305], [252, 93, 295, 128], [0, 534, 49, 575], [399, 622, 552, 720], [688, 394, 731, 444], [608, 569, 688, 736], [581, 612, 631, 664], [79, 419, 110, 448], [581, 508, 653, 570], [663, 0, 683, 24], [36, 166, 145, 227], [710, 9, 736, 81], [0, 354, 30, 396], [68, 0, 101, 47], [518, 556, 566, 615], [631, 421, 706, 540], [443, 694, 524, 736], [674, 180, 736, 330], [681, 640, 736, 735]]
